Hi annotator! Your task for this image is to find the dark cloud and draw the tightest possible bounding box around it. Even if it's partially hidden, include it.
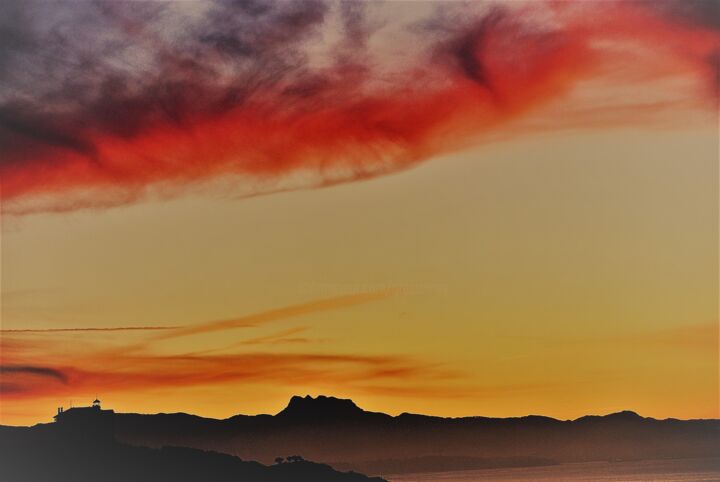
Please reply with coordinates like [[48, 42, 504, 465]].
[[657, 0, 720, 31], [652, 0, 720, 94], [0, 103, 99, 163], [447, 8, 506, 91], [0, 365, 68, 383], [0, 0, 326, 140]]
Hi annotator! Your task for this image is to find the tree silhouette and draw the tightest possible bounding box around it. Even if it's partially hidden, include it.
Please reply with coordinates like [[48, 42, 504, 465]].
[[274, 457, 284, 464]]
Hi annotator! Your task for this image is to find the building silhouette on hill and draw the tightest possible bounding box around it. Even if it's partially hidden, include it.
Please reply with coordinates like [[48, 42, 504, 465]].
[[54, 398, 115, 445]]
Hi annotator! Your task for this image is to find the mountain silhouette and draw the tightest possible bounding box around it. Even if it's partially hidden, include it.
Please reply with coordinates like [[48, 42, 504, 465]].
[[574, 410, 644, 423], [108, 395, 719, 475], [3, 395, 718, 477], [276, 395, 374, 422]]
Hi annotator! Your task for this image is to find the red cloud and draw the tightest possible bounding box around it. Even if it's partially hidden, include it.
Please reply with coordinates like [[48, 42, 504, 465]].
[[0, 351, 461, 402], [0, 1, 717, 214]]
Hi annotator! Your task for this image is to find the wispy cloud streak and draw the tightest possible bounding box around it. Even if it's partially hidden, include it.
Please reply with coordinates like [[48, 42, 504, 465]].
[[0, 326, 180, 333], [153, 290, 397, 341]]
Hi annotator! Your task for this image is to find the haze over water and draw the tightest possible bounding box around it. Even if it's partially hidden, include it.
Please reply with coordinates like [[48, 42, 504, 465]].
[[388, 458, 720, 482]]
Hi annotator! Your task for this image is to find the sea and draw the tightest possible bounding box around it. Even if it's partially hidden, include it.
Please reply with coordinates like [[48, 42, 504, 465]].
[[386, 458, 720, 481]]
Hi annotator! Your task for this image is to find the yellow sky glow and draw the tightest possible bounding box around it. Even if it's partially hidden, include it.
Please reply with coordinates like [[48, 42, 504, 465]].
[[2, 121, 717, 426]]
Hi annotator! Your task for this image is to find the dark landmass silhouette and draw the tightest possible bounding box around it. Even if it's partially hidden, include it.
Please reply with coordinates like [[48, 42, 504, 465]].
[[114, 395, 720, 475], [3, 395, 719, 477], [0, 425, 385, 482]]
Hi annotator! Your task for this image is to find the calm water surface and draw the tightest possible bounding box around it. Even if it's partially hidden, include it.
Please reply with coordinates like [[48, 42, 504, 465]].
[[387, 458, 720, 481]]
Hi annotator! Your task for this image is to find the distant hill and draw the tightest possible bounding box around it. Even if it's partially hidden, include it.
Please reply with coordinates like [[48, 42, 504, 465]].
[[108, 395, 719, 475]]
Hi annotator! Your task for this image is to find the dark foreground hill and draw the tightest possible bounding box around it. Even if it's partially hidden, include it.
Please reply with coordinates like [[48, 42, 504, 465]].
[[0, 425, 385, 482], [109, 395, 719, 475]]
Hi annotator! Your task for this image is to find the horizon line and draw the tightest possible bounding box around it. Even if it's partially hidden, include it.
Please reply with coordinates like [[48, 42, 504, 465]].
[[6, 395, 719, 427]]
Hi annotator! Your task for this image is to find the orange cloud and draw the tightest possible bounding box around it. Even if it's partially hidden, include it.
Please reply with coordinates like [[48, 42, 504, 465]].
[[153, 289, 398, 341], [233, 326, 316, 346]]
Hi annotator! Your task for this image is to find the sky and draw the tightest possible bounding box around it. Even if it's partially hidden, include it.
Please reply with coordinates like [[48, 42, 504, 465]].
[[1, 0, 718, 426]]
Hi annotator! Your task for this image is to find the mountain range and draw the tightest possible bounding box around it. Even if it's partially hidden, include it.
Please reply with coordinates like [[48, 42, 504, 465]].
[[2, 395, 718, 478], [112, 395, 720, 475]]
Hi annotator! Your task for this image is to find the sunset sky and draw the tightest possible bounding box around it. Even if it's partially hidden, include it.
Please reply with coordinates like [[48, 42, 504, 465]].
[[1, 0, 718, 426]]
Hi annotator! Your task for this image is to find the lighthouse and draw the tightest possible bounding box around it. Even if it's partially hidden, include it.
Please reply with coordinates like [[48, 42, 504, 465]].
[[53, 398, 115, 445]]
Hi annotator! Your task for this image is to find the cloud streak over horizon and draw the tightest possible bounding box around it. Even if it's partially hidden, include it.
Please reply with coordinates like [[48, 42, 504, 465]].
[[0, 348, 463, 403], [0, 326, 180, 333], [151, 289, 398, 342], [1, 0, 717, 214], [1, 291, 393, 337], [0, 291, 429, 402]]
